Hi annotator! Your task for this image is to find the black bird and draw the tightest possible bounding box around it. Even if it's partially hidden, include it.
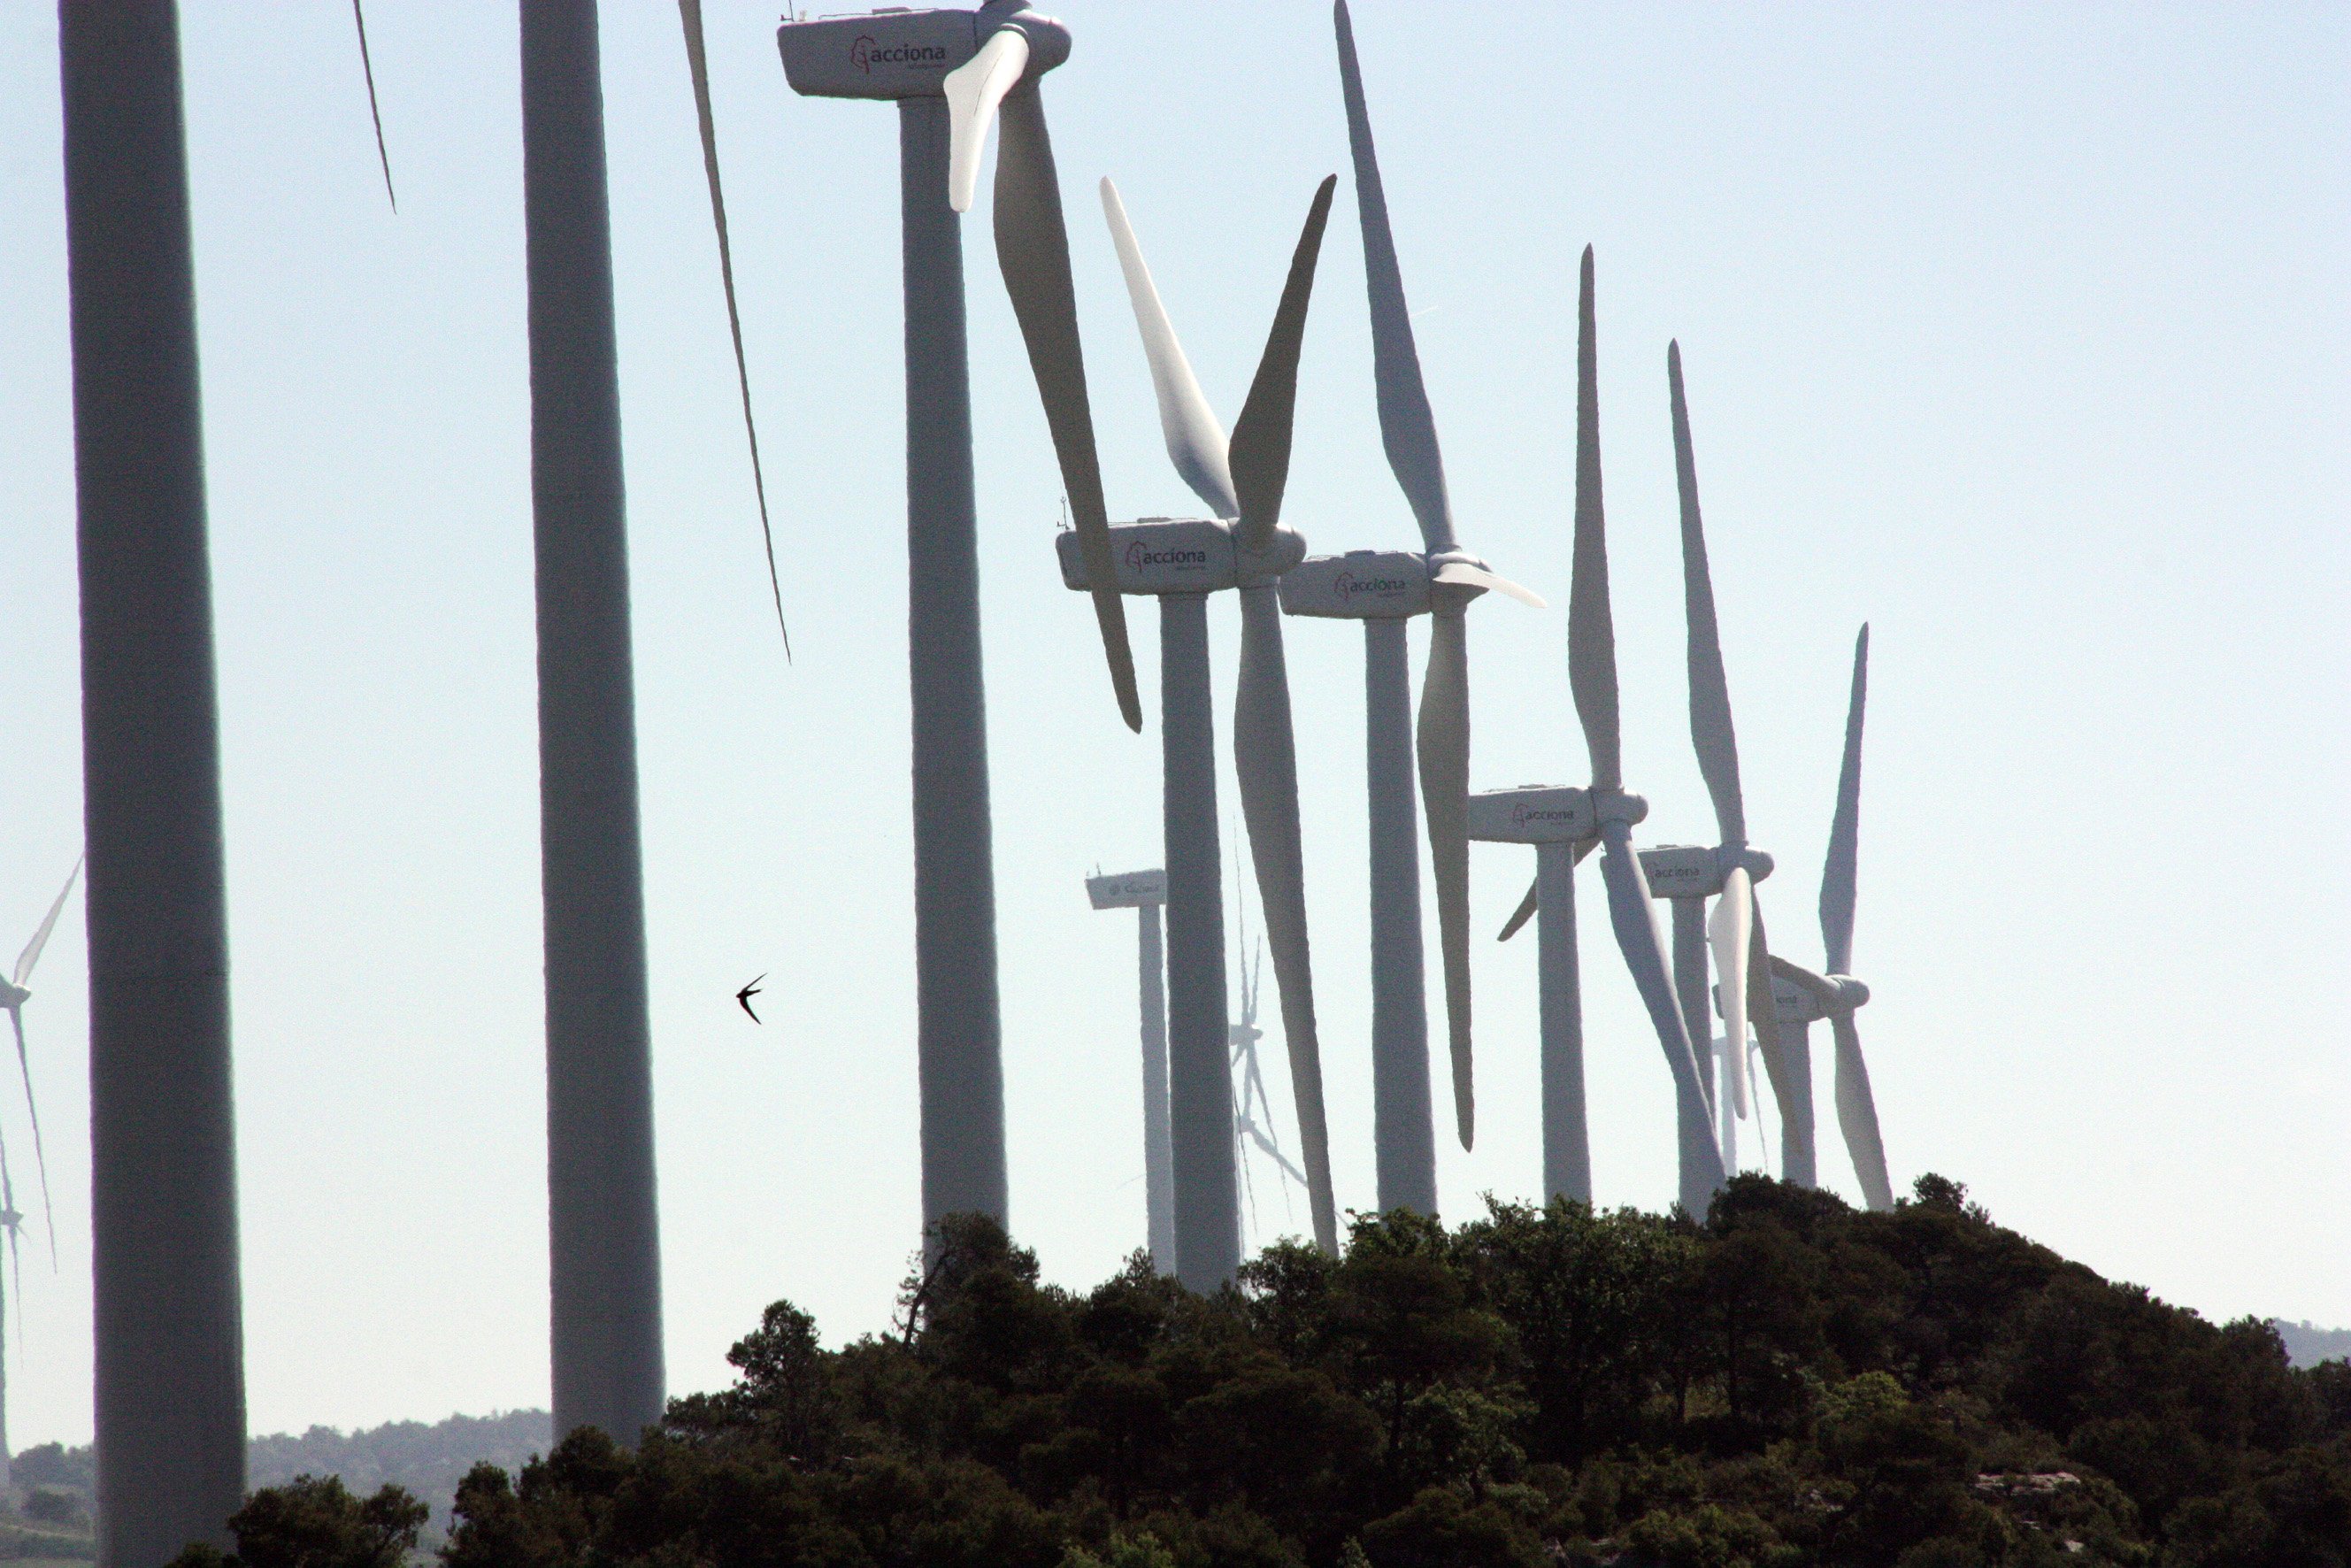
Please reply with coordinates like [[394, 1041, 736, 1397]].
[[736, 974, 764, 1024]]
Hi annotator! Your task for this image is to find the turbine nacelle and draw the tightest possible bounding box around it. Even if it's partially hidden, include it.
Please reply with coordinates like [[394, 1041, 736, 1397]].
[[1638, 842, 1775, 900], [778, 3, 1064, 103], [1281, 550, 1433, 620], [1770, 959, 1871, 1022], [1054, 518, 1307, 597], [1465, 783, 1633, 846], [1086, 868, 1166, 911], [0, 982, 25, 1012]]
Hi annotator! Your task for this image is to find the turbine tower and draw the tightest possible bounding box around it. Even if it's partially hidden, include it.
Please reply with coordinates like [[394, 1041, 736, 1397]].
[[1228, 930, 1309, 1252], [780, 1, 1144, 1245], [0, 865, 72, 1497], [1771, 626, 1894, 1210], [1087, 869, 1174, 1272], [1472, 252, 1729, 1214], [1275, 0, 1543, 1218], [58, 4, 250, 1560], [523, 0, 665, 1444], [1054, 180, 1339, 1288]]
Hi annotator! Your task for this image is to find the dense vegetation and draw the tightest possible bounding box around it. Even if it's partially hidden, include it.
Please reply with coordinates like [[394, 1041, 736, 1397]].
[[179, 1176, 2350, 1567]]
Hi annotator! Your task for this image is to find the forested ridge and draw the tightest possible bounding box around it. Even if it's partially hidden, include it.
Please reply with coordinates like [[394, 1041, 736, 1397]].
[[177, 1175, 2351, 1568]]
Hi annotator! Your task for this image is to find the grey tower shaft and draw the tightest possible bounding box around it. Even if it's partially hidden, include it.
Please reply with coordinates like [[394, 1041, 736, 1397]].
[[1160, 596, 1239, 1287], [1779, 1019, 1817, 1187], [1670, 900, 1716, 1215], [1135, 904, 1175, 1272], [900, 99, 1008, 1238], [1537, 841, 1588, 1203], [523, 0, 665, 1445], [60, 5, 249, 1564], [1364, 620, 1434, 1215]]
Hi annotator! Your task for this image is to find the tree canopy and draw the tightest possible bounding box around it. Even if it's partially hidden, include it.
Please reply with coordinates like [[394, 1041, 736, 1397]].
[[180, 1176, 2351, 1568]]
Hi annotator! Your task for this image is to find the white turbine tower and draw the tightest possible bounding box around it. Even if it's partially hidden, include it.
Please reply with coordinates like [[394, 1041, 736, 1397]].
[[1055, 178, 1340, 1288], [1277, 0, 1544, 1220], [1086, 869, 1174, 1272], [1771, 626, 1894, 1211], [0, 860, 73, 1493], [1467, 252, 1727, 1211]]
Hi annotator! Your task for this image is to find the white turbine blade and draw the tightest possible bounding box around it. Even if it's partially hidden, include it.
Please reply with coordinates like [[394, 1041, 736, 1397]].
[[1746, 895, 1797, 1128], [1418, 604, 1474, 1148], [1568, 247, 1621, 790], [1597, 827, 1725, 1195], [993, 84, 1142, 730], [1099, 178, 1238, 518], [1821, 624, 1868, 974], [943, 26, 1029, 213], [15, 857, 81, 988], [1432, 560, 1546, 609], [1832, 1014, 1894, 1211], [1708, 868, 1753, 1119], [1233, 588, 1338, 1256], [1670, 342, 1746, 849]]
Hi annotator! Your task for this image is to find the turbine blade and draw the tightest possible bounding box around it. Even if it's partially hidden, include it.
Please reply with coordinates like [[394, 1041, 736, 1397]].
[[351, 0, 396, 211], [1821, 624, 1868, 973], [1708, 867, 1753, 1118], [1098, 177, 1238, 519], [1671, 341, 1743, 847], [1598, 826, 1724, 1196], [1569, 247, 1621, 790], [1746, 895, 1797, 1128], [1333, 0, 1455, 554], [1497, 875, 1539, 942], [15, 857, 80, 988], [1832, 1013, 1894, 1211], [943, 27, 1029, 214], [1228, 175, 1338, 555], [992, 85, 1142, 731], [1497, 838, 1595, 942], [8, 1010, 55, 1270], [1233, 588, 1339, 1256], [680, 0, 790, 655], [1432, 560, 1546, 608], [1418, 606, 1473, 1147]]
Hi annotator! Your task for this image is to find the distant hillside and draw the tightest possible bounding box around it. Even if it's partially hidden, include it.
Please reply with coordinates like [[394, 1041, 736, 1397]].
[[16, 1408, 551, 1547], [2274, 1318, 2351, 1368]]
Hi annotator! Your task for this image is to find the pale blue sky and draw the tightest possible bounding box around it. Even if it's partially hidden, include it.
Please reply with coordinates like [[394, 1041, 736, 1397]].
[[0, 3, 2344, 1448]]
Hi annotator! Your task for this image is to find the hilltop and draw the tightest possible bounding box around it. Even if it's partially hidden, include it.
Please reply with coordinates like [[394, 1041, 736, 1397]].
[[172, 1173, 2350, 1568]]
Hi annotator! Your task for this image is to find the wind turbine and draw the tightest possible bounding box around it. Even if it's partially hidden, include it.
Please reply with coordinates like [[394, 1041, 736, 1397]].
[[780, 1, 1142, 1247], [1555, 341, 1797, 1203], [1771, 626, 1894, 1211], [1052, 178, 1340, 1288], [1277, 0, 1543, 1218], [1471, 251, 1728, 1213], [1229, 929, 1308, 1253], [1093, 178, 1340, 1264], [1086, 869, 1174, 1273], [0, 863, 74, 1264]]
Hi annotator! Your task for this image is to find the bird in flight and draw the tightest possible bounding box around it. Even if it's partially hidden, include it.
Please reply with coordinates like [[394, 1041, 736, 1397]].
[[736, 974, 764, 1024]]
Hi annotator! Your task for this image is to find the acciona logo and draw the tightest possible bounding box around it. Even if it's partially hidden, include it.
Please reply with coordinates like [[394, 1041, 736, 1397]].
[[1126, 541, 1209, 573], [1333, 571, 1412, 603], [1510, 802, 1578, 828], [850, 35, 949, 73]]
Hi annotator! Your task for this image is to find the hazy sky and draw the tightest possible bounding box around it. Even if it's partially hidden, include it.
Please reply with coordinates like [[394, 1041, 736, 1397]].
[[0, 2, 2344, 1449]]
